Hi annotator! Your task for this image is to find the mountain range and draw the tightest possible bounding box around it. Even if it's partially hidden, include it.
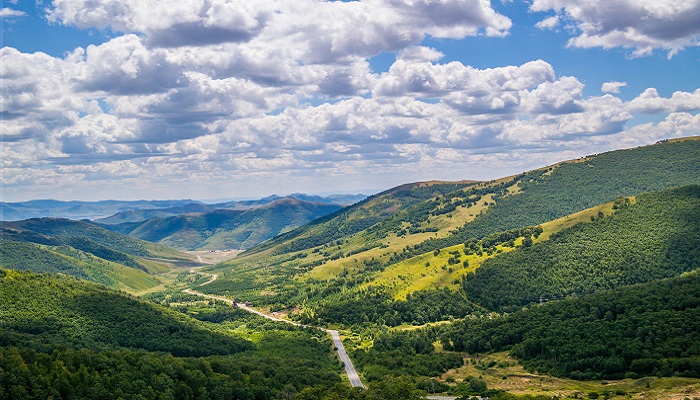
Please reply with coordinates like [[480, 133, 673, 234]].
[[0, 193, 366, 222]]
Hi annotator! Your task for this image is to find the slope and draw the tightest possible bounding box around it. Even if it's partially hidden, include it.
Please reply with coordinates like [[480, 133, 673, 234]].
[[441, 271, 700, 380], [464, 185, 700, 312], [0, 218, 200, 292], [201, 137, 700, 319], [1, 217, 187, 260]]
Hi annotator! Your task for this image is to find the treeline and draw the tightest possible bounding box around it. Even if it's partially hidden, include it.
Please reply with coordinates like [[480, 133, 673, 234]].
[[297, 288, 480, 327], [0, 345, 341, 400], [271, 182, 473, 255], [464, 185, 700, 311], [441, 272, 700, 380], [365, 179, 517, 240]]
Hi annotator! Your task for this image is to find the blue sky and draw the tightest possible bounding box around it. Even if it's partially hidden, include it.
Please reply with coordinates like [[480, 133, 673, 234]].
[[2, 0, 699, 201]]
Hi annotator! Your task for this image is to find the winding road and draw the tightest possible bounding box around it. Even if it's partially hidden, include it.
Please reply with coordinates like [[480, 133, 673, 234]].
[[184, 273, 365, 388]]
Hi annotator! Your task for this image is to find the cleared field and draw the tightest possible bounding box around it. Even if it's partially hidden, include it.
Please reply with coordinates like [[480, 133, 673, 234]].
[[438, 351, 700, 400]]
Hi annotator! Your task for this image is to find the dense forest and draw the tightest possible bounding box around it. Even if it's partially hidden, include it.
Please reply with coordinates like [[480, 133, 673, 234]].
[[0, 270, 343, 399], [351, 329, 463, 381], [464, 185, 700, 311], [296, 288, 481, 327], [442, 272, 700, 380]]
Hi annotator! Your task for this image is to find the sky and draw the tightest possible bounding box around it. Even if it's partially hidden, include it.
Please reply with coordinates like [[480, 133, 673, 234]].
[[2, 0, 699, 202]]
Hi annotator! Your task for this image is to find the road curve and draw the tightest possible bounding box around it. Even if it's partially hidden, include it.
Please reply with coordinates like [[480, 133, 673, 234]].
[[184, 274, 364, 388]]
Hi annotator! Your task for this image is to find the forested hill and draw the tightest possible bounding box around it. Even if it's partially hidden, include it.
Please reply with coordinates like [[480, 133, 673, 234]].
[[464, 185, 700, 312], [0, 269, 251, 356], [442, 271, 700, 380], [1, 218, 183, 259], [409, 137, 700, 255], [206, 137, 700, 316], [250, 138, 700, 260], [0, 269, 344, 399]]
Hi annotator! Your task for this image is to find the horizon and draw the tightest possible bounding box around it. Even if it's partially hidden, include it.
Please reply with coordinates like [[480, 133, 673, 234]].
[[2, 0, 699, 202], [2, 135, 693, 203]]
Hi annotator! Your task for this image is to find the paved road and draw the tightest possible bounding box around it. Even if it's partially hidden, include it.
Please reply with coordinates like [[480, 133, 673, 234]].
[[426, 396, 458, 400], [329, 330, 364, 388], [184, 274, 364, 388]]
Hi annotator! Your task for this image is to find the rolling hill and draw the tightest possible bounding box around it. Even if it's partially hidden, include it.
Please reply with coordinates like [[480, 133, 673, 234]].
[[0, 218, 199, 293], [0, 269, 342, 399], [198, 137, 700, 321], [464, 185, 700, 312], [102, 197, 347, 251]]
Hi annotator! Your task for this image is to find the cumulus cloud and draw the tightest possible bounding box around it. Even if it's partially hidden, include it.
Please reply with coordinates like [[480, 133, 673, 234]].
[[628, 88, 700, 113], [375, 59, 555, 100], [48, 0, 511, 56], [601, 81, 627, 93], [48, 0, 271, 47], [530, 0, 700, 57]]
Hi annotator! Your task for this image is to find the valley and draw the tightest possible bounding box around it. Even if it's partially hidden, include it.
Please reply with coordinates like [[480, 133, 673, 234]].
[[1, 137, 699, 399]]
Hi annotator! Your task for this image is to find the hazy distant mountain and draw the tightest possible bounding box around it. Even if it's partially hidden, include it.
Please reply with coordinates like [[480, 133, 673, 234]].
[[1, 194, 366, 223], [101, 197, 346, 251], [0, 199, 202, 221], [94, 193, 367, 224]]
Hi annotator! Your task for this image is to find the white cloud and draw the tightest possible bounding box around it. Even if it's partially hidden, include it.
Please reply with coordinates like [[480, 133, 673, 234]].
[[374, 59, 555, 99], [0, 7, 26, 17], [601, 81, 627, 93], [530, 0, 700, 57], [535, 15, 559, 30], [48, 0, 271, 47], [628, 88, 700, 113]]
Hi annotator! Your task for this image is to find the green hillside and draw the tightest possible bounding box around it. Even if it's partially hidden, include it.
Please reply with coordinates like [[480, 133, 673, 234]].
[[0, 218, 200, 293], [106, 198, 344, 250], [406, 137, 700, 258], [0, 269, 251, 356], [442, 271, 700, 380], [0, 269, 343, 399], [1, 217, 187, 260], [0, 239, 160, 292], [200, 138, 700, 320], [253, 180, 475, 255], [464, 185, 700, 311]]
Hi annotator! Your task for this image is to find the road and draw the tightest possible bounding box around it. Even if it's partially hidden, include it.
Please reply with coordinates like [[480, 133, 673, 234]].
[[329, 330, 364, 388], [184, 273, 365, 388]]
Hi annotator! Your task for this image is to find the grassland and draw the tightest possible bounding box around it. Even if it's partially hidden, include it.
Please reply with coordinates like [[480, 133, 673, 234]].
[[438, 351, 700, 400]]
